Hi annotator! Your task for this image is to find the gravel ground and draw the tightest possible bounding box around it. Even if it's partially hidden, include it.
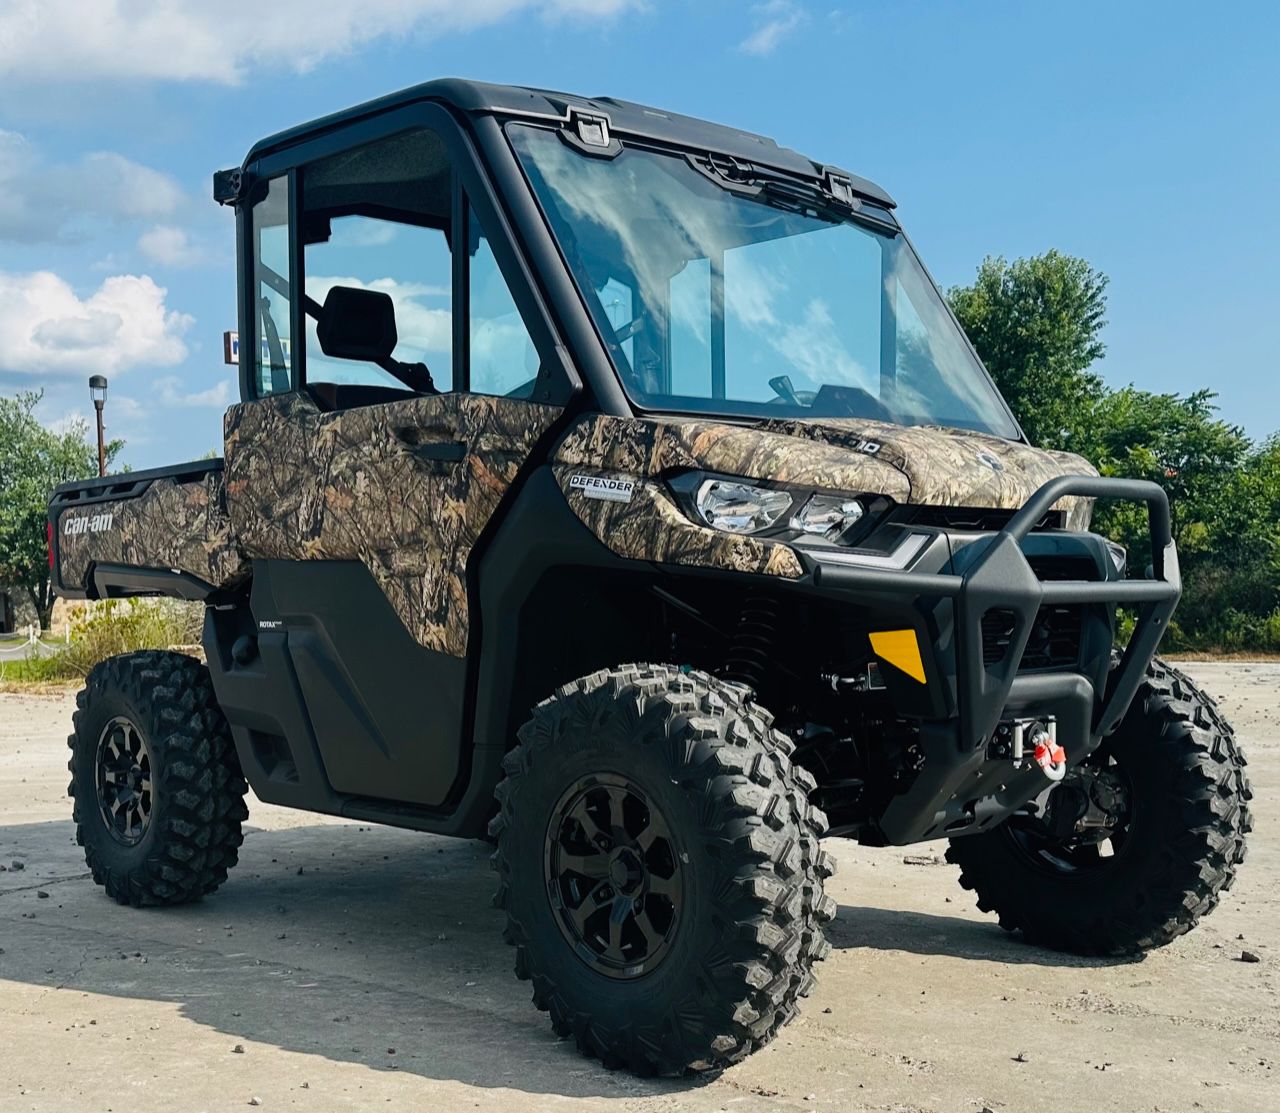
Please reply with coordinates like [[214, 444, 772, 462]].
[[0, 661, 1275, 1112]]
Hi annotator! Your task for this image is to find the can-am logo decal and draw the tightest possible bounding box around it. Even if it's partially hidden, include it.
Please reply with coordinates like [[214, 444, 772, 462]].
[[975, 451, 1004, 472], [62, 512, 114, 536], [570, 474, 635, 503]]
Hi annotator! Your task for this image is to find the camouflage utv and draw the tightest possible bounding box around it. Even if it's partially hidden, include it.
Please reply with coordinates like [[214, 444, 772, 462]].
[[49, 80, 1251, 1076]]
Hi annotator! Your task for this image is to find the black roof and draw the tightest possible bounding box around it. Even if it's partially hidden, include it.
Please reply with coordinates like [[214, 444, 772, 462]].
[[245, 78, 895, 208]]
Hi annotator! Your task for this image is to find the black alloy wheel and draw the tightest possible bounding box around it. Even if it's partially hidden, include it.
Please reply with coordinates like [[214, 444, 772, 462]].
[[95, 716, 153, 846], [544, 773, 684, 979]]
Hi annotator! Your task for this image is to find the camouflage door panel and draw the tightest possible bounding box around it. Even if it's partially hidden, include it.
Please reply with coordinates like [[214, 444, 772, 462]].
[[223, 391, 560, 656], [56, 469, 247, 594]]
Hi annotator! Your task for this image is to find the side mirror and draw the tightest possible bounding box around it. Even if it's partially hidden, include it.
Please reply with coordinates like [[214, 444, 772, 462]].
[[316, 286, 397, 363]]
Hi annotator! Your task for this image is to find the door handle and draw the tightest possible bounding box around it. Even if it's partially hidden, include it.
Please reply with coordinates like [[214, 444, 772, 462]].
[[407, 440, 467, 463], [393, 427, 468, 464]]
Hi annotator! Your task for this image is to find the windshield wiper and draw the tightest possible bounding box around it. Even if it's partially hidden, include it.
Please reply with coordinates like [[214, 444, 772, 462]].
[[758, 179, 851, 222], [686, 152, 897, 233]]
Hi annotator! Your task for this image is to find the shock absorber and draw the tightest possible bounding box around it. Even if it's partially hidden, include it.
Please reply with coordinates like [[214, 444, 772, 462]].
[[723, 594, 780, 693]]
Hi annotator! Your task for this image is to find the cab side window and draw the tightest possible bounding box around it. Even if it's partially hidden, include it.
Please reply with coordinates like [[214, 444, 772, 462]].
[[300, 130, 455, 408], [468, 204, 539, 398], [248, 125, 563, 410], [251, 176, 294, 396]]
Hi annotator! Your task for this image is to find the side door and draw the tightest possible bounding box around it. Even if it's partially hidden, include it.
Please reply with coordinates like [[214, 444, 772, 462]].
[[223, 108, 572, 807]]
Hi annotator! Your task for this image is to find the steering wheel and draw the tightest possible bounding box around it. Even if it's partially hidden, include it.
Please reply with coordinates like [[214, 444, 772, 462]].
[[767, 374, 817, 407]]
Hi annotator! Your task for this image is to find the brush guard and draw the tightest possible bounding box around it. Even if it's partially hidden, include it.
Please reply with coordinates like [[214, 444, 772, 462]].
[[806, 475, 1180, 842]]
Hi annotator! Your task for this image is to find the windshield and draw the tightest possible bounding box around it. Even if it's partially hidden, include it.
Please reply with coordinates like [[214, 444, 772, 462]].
[[509, 125, 1020, 439]]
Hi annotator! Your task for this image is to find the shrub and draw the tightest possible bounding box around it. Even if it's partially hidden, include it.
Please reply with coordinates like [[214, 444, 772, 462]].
[[0, 598, 203, 684]]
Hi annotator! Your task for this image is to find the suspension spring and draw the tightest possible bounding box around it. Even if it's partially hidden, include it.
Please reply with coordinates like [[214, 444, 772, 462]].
[[723, 595, 781, 693]]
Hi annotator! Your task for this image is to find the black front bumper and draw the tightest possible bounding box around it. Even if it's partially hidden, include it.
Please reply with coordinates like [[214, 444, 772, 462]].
[[804, 475, 1180, 843]]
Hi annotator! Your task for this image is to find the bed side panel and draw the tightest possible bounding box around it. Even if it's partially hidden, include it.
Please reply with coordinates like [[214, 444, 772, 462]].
[[54, 469, 247, 596]]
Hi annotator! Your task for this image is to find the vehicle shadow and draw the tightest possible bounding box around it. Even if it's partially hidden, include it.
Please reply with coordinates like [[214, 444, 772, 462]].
[[0, 817, 710, 1100], [0, 816, 1131, 1098], [828, 902, 1139, 968]]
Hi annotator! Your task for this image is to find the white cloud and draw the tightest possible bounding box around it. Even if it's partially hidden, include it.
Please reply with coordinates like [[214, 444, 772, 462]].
[[138, 225, 206, 268], [0, 270, 193, 377], [0, 130, 184, 245], [738, 0, 806, 56], [154, 376, 232, 408], [0, 1, 644, 84]]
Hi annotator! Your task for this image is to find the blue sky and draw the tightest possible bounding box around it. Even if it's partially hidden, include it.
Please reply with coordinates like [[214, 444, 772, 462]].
[[1, 0, 1276, 469]]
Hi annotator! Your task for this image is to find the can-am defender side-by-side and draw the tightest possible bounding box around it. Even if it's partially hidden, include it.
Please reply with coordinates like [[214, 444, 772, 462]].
[[48, 80, 1251, 1076]]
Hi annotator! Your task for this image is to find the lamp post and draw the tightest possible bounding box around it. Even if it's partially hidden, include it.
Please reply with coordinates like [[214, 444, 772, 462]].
[[88, 375, 108, 477]]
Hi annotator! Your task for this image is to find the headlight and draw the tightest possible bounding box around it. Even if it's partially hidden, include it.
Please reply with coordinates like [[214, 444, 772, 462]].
[[670, 471, 888, 544], [1105, 540, 1127, 576], [694, 478, 792, 534], [791, 494, 865, 539]]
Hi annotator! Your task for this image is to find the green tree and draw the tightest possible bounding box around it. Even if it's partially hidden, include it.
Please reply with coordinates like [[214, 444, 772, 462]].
[[0, 391, 122, 629], [1086, 388, 1252, 556], [1084, 389, 1279, 650], [948, 250, 1108, 449]]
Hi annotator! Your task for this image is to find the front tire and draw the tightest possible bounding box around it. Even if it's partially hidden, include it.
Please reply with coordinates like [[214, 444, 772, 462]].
[[490, 664, 835, 1075], [68, 651, 249, 907], [946, 658, 1252, 955]]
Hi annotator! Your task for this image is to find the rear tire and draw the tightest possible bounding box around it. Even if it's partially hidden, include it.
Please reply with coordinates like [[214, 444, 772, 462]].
[[490, 664, 834, 1075], [68, 651, 249, 907], [946, 657, 1252, 955]]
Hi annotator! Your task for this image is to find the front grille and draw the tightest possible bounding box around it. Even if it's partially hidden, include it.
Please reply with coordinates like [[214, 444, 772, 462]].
[[896, 505, 1066, 532], [981, 556, 1097, 672], [981, 606, 1083, 671], [982, 608, 1018, 665], [1023, 604, 1084, 670]]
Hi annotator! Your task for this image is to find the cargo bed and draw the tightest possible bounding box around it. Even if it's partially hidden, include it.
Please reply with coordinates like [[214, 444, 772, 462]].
[[49, 459, 247, 600]]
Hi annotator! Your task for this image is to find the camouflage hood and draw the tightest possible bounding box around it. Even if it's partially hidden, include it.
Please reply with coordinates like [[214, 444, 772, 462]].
[[754, 417, 1099, 523], [555, 413, 1098, 529], [553, 413, 1099, 583]]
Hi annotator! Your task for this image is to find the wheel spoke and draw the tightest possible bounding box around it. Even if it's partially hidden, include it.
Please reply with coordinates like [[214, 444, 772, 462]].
[[569, 882, 611, 933], [633, 907, 666, 952], [558, 852, 610, 880], [607, 899, 627, 955], [635, 817, 660, 851], [604, 785, 627, 836], [648, 871, 679, 899], [567, 796, 609, 842]]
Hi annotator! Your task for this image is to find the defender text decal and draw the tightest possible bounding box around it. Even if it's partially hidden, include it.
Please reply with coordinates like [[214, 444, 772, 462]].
[[570, 474, 635, 503]]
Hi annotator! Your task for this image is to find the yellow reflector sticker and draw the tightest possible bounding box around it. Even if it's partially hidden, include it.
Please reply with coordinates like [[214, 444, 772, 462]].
[[869, 629, 926, 684]]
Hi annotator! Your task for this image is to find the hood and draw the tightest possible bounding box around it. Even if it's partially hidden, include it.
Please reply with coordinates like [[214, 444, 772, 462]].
[[756, 417, 1098, 524], [554, 413, 1099, 530]]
